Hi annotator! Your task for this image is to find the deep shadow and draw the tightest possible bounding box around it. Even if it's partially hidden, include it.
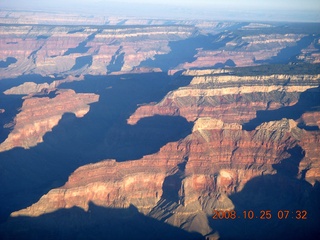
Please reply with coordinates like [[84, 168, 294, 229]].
[[0, 75, 65, 143], [161, 160, 187, 202], [0, 202, 204, 240], [0, 93, 24, 143], [0, 73, 193, 222], [64, 41, 91, 55], [256, 35, 316, 65], [209, 146, 320, 239], [0, 57, 17, 68], [140, 33, 234, 71], [107, 46, 125, 73], [67, 28, 85, 34], [33, 89, 58, 99], [71, 55, 93, 70], [36, 35, 50, 40], [63, 30, 102, 56], [243, 86, 320, 131]]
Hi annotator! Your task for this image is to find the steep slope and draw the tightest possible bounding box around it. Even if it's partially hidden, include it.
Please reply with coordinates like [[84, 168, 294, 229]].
[[11, 117, 318, 236], [128, 72, 320, 124], [0, 89, 99, 151], [0, 24, 197, 78]]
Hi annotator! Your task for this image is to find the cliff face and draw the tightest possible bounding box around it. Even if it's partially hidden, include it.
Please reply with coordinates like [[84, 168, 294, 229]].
[[0, 24, 196, 79], [1, 15, 320, 239], [6, 67, 320, 236], [3, 75, 85, 95], [128, 73, 320, 124], [11, 118, 311, 235], [0, 89, 99, 152], [175, 33, 314, 70], [1, 14, 319, 80]]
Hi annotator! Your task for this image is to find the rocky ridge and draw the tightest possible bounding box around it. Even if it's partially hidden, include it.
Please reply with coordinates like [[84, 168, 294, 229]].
[[11, 117, 312, 236], [0, 24, 197, 79], [128, 72, 320, 124], [0, 89, 99, 152]]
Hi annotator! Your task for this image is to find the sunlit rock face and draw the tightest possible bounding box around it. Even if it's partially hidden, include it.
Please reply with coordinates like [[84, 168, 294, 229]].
[[1, 13, 320, 239], [0, 89, 99, 152], [11, 117, 316, 236], [5, 69, 320, 237], [0, 24, 197, 79], [128, 73, 320, 124]]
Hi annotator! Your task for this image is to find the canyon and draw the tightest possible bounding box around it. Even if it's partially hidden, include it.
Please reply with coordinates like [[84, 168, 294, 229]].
[[0, 10, 320, 240]]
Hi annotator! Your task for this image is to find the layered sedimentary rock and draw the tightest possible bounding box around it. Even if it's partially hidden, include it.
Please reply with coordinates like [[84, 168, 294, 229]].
[[128, 73, 320, 124], [300, 112, 320, 128], [0, 89, 99, 152], [1, 16, 319, 80], [0, 24, 196, 79], [11, 117, 311, 236], [298, 39, 320, 64], [298, 124, 320, 184], [3, 75, 85, 95], [1, 15, 320, 238], [176, 33, 314, 70]]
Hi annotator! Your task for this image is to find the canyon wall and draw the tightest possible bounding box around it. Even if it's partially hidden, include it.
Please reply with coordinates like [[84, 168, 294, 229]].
[[0, 24, 197, 79], [11, 117, 316, 236], [1, 14, 320, 239], [0, 89, 99, 152], [5, 66, 320, 237], [128, 73, 320, 124]]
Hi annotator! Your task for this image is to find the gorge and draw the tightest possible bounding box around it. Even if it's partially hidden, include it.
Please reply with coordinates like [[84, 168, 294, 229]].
[[0, 10, 320, 240]]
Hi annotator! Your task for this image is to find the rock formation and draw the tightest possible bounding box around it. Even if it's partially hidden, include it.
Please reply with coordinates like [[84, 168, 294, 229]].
[[0, 89, 99, 152], [0, 24, 197, 79], [128, 73, 320, 124], [11, 117, 317, 236], [3, 75, 85, 95], [1, 13, 320, 239]]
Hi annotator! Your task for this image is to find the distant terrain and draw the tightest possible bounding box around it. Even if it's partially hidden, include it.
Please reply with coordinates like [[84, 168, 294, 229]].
[[0, 11, 320, 240]]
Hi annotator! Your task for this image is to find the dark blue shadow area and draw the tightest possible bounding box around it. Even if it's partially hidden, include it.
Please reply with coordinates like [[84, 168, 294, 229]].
[[209, 146, 320, 239], [64, 41, 91, 55], [71, 55, 93, 70], [0, 203, 204, 240], [140, 33, 234, 71], [0, 73, 193, 222], [36, 35, 49, 40], [256, 35, 317, 65], [0, 57, 17, 68], [0, 74, 63, 89], [107, 47, 125, 73], [0, 75, 65, 143], [0, 94, 24, 143], [63, 30, 101, 56], [67, 28, 85, 34], [32, 90, 58, 99], [243, 86, 320, 131]]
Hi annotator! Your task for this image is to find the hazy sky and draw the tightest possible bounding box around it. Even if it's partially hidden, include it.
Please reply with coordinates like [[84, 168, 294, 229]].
[[1, 0, 320, 22]]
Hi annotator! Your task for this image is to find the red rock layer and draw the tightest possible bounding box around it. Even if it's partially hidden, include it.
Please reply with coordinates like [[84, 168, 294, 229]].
[[11, 118, 309, 236], [128, 73, 320, 124], [175, 33, 310, 70], [0, 89, 99, 152], [300, 112, 320, 128], [0, 25, 196, 79]]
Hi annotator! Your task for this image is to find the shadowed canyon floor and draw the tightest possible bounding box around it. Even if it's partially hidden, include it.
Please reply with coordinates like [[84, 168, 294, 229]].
[[0, 73, 194, 221], [0, 13, 320, 239]]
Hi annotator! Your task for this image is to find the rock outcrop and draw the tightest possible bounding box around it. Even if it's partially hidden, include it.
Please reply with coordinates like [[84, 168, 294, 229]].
[[128, 73, 320, 124], [3, 75, 85, 95], [1, 14, 320, 239], [0, 24, 197, 79], [11, 118, 310, 236], [175, 33, 313, 70], [0, 89, 99, 152]]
